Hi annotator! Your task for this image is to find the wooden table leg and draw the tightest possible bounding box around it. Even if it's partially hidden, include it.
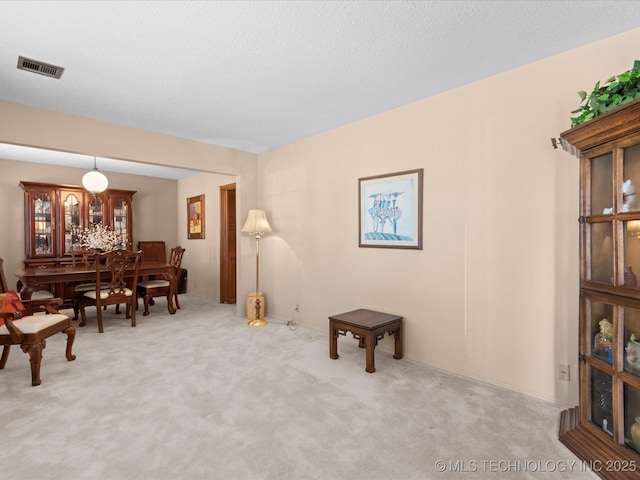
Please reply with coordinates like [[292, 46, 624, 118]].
[[329, 321, 339, 360], [365, 332, 375, 373], [393, 323, 403, 360]]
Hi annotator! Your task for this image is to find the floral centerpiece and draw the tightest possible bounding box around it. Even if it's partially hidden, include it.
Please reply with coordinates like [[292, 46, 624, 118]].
[[74, 223, 126, 251]]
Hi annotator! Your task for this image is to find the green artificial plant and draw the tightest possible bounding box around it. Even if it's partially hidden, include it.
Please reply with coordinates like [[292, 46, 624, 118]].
[[570, 60, 640, 127]]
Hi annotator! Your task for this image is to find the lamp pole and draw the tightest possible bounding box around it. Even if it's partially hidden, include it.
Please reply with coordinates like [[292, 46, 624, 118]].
[[241, 209, 271, 327], [253, 232, 262, 324]]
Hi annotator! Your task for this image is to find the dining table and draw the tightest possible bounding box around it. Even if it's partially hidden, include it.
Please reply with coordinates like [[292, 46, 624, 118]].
[[14, 262, 178, 314]]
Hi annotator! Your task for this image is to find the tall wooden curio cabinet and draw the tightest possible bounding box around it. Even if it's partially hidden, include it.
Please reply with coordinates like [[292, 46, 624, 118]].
[[559, 98, 640, 477], [20, 181, 136, 268]]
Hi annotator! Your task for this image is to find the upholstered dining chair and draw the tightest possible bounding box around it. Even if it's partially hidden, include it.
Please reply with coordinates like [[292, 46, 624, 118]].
[[8, 259, 54, 307], [0, 258, 53, 306], [0, 258, 76, 386], [14, 283, 55, 302], [70, 247, 109, 320], [137, 246, 184, 316], [79, 249, 141, 333]]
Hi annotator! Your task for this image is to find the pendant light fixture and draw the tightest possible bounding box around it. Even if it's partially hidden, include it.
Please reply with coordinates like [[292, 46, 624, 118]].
[[82, 156, 109, 194]]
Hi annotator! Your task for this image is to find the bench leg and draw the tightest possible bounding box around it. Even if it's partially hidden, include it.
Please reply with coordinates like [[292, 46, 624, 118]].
[[365, 333, 375, 373], [393, 325, 403, 360], [329, 322, 339, 360]]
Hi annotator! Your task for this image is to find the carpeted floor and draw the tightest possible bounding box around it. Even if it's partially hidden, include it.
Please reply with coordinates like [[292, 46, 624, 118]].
[[0, 295, 597, 479]]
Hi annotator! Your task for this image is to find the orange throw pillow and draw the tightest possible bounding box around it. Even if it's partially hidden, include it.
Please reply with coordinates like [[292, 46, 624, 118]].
[[0, 291, 28, 325]]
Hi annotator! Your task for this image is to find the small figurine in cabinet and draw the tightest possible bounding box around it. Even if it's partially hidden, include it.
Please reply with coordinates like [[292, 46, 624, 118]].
[[594, 319, 614, 363], [626, 334, 640, 373], [623, 179, 638, 212]]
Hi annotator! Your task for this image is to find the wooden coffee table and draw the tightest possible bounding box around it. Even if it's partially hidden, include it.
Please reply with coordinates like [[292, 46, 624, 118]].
[[329, 308, 403, 373]]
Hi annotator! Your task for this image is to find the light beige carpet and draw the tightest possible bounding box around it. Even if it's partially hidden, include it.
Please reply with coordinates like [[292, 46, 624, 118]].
[[0, 295, 596, 479]]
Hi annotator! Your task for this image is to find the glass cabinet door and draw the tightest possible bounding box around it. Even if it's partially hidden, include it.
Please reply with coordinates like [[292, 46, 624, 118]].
[[622, 144, 640, 213], [111, 195, 130, 248], [33, 191, 54, 256], [621, 145, 640, 291], [584, 293, 615, 438], [624, 220, 640, 288], [591, 153, 614, 215], [585, 153, 615, 287], [587, 295, 615, 364], [88, 195, 104, 227], [623, 306, 640, 376], [583, 295, 640, 448], [590, 367, 614, 436], [588, 221, 614, 285], [62, 191, 82, 254], [624, 384, 640, 452]]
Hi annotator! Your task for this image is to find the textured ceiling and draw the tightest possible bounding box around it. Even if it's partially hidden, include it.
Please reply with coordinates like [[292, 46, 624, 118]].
[[1, 1, 640, 178]]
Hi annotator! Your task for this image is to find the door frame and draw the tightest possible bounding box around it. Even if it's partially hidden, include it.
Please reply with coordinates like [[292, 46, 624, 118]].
[[219, 183, 236, 303]]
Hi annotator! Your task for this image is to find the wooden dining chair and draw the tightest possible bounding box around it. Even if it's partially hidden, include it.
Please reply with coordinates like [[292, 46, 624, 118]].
[[70, 247, 109, 320], [0, 257, 75, 386], [137, 246, 184, 316], [3, 256, 55, 305], [79, 249, 141, 333], [2, 258, 54, 318]]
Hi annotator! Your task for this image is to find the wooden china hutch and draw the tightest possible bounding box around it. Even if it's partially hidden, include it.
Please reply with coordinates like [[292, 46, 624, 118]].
[[20, 181, 135, 300], [559, 98, 640, 478]]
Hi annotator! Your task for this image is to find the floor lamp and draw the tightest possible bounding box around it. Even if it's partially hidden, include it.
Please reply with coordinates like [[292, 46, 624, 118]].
[[241, 209, 272, 327]]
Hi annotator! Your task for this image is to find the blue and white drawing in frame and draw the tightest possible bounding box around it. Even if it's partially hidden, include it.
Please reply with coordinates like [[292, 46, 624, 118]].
[[358, 168, 423, 249]]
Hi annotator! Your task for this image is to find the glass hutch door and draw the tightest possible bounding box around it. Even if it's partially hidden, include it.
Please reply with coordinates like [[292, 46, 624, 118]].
[[110, 195, 131, 249], [30, 189, 55, 258], [88, 195, 105, 227], [61, 191, 83, 254], [581, 140, 640, 457]]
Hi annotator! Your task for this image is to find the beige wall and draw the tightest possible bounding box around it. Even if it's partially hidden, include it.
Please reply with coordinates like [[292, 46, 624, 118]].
[[1, 28, 640, 404], [257, 28, 640, 405], [177, 172, 236, 301]]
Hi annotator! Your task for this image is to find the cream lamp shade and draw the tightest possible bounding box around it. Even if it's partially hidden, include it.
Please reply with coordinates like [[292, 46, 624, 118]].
[[82, 157, 109, 194], [241, 209, 273, 236]]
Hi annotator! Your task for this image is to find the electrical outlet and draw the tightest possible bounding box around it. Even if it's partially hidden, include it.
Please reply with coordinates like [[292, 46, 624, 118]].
[[559, 364, 570, 381]]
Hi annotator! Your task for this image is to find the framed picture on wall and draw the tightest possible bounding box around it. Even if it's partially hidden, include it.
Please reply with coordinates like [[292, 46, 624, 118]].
[[187, 194, 205, 239], [358, 168, 423, 249]]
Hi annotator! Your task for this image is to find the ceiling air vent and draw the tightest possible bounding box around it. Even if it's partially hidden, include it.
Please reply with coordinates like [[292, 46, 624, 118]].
[[17, 56, 64, 79]]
